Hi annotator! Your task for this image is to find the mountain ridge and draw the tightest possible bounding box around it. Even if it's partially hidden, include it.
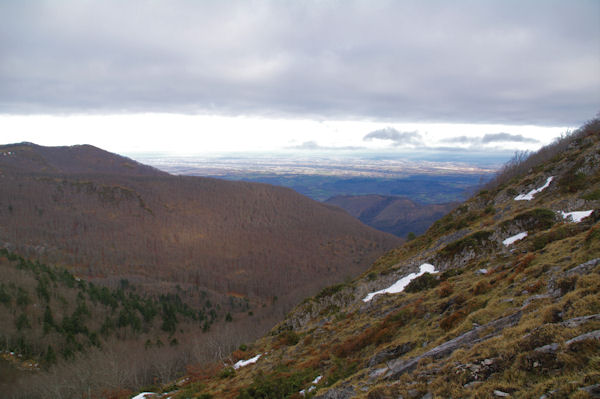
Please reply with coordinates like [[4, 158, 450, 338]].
[[148, 118, 600, 398], [0, 142, 400, 304], [1, 142, 168, 177]]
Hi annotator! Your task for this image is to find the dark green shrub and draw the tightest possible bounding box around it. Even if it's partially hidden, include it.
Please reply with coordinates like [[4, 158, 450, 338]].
[[559, 171, 586, 193], [531, 226, 576, 250], [237, 368, 317, 398], [326, 358, 358, 387], [440, 268, 463, 281], [507, 208, 556, 231], [484, 205, 495, 215], [0, 284, 11, 305], [279, 330, 300, 346], [404, 273, 439, 293], [16, 313, 31, 330], [441, 231, 493, 257], [557, 276, 578, 295], [582, 189, 600, 200], [16, 288, 30, 307], [316, 283, 346, 299], [219, 367, 235, 379]]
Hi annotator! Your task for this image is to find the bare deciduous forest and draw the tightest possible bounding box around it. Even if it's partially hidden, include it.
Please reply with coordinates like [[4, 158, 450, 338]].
[[0, 143, 400, 397]]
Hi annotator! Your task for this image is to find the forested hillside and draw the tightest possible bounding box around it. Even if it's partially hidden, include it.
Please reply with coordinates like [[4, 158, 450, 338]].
[[0, 142, 399, 398], [0, 143, 400, 305], [325, 195, 457, 238]]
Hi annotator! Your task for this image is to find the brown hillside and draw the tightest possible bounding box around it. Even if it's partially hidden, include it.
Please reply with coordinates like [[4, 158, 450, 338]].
[[0, 143, 400, 305], [0, 142, 167, 177], [326, 194, 457, 238]]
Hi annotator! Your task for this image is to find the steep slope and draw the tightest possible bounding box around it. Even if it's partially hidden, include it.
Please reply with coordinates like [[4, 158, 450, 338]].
[[156, 119, 600, 398], [325, 194, 457, 238], [0, 143, 400, 309], [0, 250, 210, 395]]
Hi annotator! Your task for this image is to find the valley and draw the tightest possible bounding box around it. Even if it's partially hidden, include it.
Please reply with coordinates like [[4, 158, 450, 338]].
[[1, 120, 598, 398], [135, 154, 494, 203]]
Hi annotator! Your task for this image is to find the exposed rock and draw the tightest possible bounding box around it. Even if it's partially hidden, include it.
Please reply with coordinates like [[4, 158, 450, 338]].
[[432, 228, 471, 250], [314, 385, 355, 399], [561, 313, 600, 328], [565, 330, 600, 346], [548, 259, 600, 297], [464, 381, 483, 389], [381, 311, 522, 380], [565, 258, 600, 276], [368, 341, 415, 367], [579, 384, 600, 396], [522, 294, 551, 308], [493, 390, 510, 397], [534, 343, 559, 354]]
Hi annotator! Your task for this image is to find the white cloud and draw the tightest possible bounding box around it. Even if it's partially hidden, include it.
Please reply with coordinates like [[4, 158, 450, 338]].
[[0, 114, 568, 155]]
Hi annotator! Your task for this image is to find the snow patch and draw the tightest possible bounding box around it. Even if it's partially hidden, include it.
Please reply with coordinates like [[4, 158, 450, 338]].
[[363, 263, 437, 302], [131, 393, 156, 399], [514, 176, 554, 201], [503, 232, 528, 246], [560, 210, 594, 223], [233, 354, 262, 369], [300, 376, 322, 396]]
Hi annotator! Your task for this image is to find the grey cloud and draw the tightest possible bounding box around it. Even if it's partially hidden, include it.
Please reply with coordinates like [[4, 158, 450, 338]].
[[0, 0, 598, 125], [363, 128, 422, 146], [481, 133, 538, 143], [442, 133, 539, 145]]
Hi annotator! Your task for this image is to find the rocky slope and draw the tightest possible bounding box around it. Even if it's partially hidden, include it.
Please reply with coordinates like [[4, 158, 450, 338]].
[[148, 119, 600, 398]]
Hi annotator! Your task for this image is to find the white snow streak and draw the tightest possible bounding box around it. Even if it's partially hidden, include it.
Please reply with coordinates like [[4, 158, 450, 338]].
[[300, 376, 322, 396], [503, 232, 528, 246], [560, 210, 594, 223], [514, 176, 554, 201], [363, 263, 437, 302], [131, 393, 156, 399], [233, 354, 262, 369]]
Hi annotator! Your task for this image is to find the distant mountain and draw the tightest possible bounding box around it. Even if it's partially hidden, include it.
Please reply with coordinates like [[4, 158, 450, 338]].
[[325, 194, 457, 238], [0, 143, 400, 307]]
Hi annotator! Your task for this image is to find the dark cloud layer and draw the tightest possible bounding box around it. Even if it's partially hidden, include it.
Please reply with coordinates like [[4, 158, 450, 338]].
[[0, 0, 598, 125]]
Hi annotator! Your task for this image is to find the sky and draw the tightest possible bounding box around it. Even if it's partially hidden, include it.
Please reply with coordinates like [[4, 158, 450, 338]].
[[1, 0, 598, 157]]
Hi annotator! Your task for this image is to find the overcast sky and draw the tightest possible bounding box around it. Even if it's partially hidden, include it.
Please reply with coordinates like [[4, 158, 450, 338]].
[[1, 0, 598, 155]]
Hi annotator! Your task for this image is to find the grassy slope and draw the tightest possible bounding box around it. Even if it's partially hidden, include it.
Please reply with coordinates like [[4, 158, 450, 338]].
[[152, 120, 600, 399]]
